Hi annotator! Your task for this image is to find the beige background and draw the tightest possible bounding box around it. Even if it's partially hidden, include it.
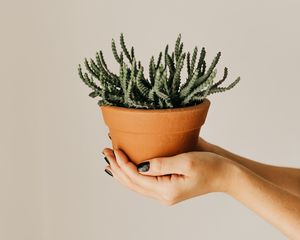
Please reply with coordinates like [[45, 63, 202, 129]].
[[1, 0, 299, 239]]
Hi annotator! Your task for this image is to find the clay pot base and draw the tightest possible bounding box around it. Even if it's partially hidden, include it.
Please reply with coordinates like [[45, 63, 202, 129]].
[[101, 99, 210, 164]]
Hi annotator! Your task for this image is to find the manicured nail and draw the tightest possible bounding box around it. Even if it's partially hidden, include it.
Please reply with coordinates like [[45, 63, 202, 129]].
[[108, 133, 111, 140], [105, 169, 113, 177], [137, 161, 150, 172], [104, 156, 110, 165]]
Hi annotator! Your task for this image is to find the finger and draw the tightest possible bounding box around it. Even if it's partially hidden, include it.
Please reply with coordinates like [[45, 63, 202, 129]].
[[106, 149, 188, 204], [137, 153, 192, 176], [104, 153, 157, 200], [104, 167, 113, 177], [102, 148, 133, 188], [113, 149, 159, 190]]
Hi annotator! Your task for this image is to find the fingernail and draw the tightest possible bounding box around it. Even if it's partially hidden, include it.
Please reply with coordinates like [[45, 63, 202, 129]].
[[108, 133, 111, 140], [104, 169, 113, 177], [104, 156, 110, 165], [137, 161, 150, 172]]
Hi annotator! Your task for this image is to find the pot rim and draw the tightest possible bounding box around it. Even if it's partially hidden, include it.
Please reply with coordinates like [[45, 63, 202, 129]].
[[100, 98, 210, 113]]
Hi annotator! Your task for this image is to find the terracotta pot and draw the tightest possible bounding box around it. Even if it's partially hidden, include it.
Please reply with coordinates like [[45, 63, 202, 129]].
[[100, 98, 210, 164]]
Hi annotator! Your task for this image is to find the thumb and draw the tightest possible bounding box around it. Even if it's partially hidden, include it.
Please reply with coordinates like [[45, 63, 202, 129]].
[[137, 153, 190, 176]]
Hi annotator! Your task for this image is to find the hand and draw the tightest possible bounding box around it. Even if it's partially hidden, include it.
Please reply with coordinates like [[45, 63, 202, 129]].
[[102, 148, 231, 205]]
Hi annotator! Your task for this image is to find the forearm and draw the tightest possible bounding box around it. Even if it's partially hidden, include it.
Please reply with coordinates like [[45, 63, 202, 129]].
[[223, 160, 300, 239], [201, 141, 300, 197]]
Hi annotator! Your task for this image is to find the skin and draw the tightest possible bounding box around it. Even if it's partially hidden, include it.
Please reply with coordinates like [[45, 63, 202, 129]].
[[196, 138, 300, 197], [102, 137, 300, 239]]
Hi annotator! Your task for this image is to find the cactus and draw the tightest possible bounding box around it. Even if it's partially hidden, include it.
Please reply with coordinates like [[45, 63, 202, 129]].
[[78, 33, 241, 109]]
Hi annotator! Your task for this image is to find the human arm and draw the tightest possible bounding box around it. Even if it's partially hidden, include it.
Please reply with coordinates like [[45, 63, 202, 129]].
[[224, 160, 300, 239], [102, 148, 300, 239], [196, 137, 300, 197]]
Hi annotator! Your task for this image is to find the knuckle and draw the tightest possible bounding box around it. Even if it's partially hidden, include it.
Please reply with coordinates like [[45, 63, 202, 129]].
[[123, 160, 132, 168], [151, 158, 163, 173]]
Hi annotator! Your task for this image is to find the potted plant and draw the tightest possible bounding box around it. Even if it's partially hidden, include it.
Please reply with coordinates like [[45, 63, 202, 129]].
[[78, 33, 240, 164]]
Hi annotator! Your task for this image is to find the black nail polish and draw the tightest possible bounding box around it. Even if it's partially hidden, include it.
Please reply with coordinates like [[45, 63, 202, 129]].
[[104, 156, 110, 165], [137, 161, 150, 172], [105, 169, 113, 177], [108, 133, 111, 140]]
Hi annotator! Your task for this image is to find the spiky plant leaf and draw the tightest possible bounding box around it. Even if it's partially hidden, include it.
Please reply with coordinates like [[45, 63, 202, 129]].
[[177, 42, 184, 65], [208, 76, 240, 96], [166, 53, 175, 90], [156, 52, 162, 70], [196, 47, 206, 77], [149, 56, 156, 86], [211, 67, 228, 88], [136, 66, 151, 98], [111, 38, 122, 64], [89, 91, 99, 98], [78, 65, 101, 92], [119, 62, 128, 95], [164, 44, 169, 66], [172, 52, 186, 95], [187, 52, 191, 76], [84, 58, 99, 79], [179, 68, 200, 95], [182, 69, 217, 105], [174, 33, 182, 62], [131, 46, 135, 60], [89, 58, 100, 77], [98, 51, 118, 79], [120, 33, 132, 64], [190, 46, 198, 75], [180, 51, 221, 97], [125, 58, 136, 104], [94, 54, 108, 79], [79, 33, 240, 109]]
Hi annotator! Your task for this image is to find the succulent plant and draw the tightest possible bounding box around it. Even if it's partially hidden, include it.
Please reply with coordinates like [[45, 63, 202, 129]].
[[78, 33, 240, 109]]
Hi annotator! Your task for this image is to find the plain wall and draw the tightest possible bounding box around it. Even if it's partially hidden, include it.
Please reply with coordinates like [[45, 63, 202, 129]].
[[1, 0, 300, 239]]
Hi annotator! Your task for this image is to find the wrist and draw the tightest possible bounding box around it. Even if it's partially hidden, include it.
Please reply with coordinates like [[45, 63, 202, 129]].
[[212, 156, 243, 193]]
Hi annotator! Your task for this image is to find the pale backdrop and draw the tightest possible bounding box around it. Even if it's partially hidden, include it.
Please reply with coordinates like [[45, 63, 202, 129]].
[[1, 0, 300, 239]]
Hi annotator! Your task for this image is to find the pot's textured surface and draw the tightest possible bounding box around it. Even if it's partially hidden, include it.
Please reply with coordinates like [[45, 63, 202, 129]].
[[100, 99, 210, 164]]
